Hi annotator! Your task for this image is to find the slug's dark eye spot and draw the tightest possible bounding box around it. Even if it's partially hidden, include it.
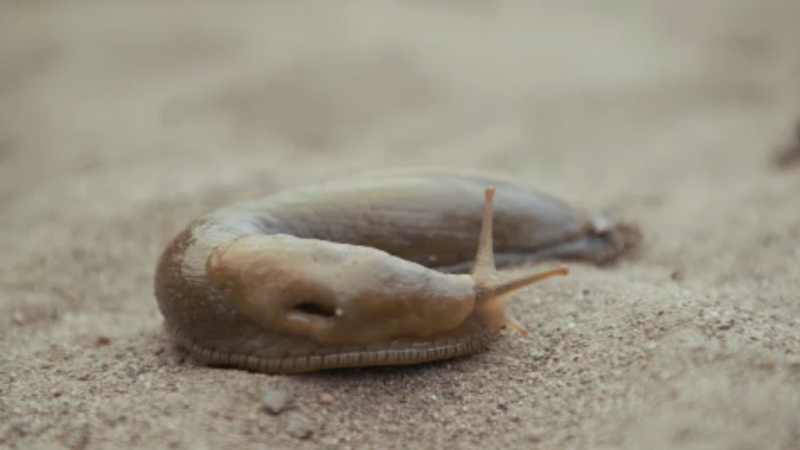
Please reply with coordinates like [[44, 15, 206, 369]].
[[293, 301, 336, 318]]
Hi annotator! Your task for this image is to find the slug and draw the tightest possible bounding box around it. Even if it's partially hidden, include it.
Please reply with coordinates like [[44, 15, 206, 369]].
[[154, 168, 640, 374]]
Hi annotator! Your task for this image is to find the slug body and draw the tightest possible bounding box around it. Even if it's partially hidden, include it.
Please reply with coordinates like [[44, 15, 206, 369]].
[[154, 169, 639, 374]]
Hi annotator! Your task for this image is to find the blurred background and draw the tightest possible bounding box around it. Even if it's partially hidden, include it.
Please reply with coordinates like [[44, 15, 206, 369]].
[[3, 1, 799, 204]]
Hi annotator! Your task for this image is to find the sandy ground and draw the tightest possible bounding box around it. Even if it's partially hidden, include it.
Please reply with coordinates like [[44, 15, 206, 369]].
[[3, 1, 800, 449]]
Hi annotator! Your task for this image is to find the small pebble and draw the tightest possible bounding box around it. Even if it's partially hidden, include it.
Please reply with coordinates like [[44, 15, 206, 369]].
[[261, 389, 291, 415], [319, 393, 334, 404], [286, 413, 314, 439], [526, 428, 545, 443]]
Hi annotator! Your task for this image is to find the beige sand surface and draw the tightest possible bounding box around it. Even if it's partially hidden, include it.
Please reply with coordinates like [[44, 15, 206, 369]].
[[3, 1, 800, 449]]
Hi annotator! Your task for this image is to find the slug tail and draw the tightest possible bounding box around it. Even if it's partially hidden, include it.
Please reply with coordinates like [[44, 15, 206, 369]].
[[472, 186, 569, 333]]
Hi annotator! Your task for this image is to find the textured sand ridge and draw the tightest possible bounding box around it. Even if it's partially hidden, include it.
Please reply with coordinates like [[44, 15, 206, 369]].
[[2, 1, 800, 449]]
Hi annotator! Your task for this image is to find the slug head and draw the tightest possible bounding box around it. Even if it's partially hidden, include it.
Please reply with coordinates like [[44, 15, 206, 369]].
[[206, 187, 568, 347], [206, 234, 478, 345]]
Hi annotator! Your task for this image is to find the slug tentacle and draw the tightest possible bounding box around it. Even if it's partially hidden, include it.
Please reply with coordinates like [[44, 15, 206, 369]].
[[154, 169, 640, 374], [469, 187, 569, 336]]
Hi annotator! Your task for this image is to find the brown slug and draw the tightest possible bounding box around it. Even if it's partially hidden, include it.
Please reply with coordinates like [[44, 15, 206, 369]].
[[154, 168, 640, 374]]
